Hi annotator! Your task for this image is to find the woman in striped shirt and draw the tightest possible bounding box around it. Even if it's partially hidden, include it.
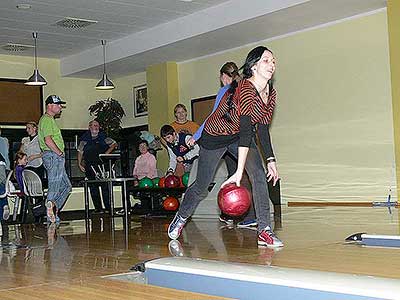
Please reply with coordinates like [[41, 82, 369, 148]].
[[168, 46, 283, 248]]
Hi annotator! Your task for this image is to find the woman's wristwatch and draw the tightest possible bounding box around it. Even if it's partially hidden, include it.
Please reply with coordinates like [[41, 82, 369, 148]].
[[266, 157, 276, 163]]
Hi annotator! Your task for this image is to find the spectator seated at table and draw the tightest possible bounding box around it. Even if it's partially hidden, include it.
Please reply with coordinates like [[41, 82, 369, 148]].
[[124, 140, 158, 213], [132, 140, 157, 181]]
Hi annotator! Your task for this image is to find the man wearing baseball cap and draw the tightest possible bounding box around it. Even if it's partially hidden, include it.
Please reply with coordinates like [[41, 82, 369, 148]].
[[38, 95, 72, 223]]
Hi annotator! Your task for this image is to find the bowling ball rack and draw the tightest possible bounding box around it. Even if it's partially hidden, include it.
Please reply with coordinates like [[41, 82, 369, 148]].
[[127, 186, 186, 216]]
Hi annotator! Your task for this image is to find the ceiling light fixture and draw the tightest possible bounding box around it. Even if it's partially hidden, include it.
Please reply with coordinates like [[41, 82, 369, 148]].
[[2, 43, 34, 52], [96, 40, 115, 90], [25, 32, 47, 86]]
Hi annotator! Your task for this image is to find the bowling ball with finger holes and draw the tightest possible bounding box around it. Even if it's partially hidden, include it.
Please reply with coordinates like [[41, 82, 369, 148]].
[[164, 175, 180, 188], [163, 196, 179, 211], [218, 184, 251, 217]]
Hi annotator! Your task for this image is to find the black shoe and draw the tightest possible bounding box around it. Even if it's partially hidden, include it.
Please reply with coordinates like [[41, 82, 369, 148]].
[[92, 209, 103, 214], [219, 215, 234, 226]]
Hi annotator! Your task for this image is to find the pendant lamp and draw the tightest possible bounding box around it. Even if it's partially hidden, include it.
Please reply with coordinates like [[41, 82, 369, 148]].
[[25, 32, 47, 86], [96, 40, 115, 90]]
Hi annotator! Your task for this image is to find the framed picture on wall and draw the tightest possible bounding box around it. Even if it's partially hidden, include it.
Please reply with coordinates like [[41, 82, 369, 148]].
[[191, 95, 216, 125], [133, 84, 148, 117]]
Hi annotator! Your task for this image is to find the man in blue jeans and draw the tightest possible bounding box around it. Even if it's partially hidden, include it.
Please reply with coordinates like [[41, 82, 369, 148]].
[[38, 95, 72, 224]]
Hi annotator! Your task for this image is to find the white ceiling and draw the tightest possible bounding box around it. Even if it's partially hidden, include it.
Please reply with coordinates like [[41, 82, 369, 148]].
[[0, 0, 387, 78], [0, 0, 230, 57]]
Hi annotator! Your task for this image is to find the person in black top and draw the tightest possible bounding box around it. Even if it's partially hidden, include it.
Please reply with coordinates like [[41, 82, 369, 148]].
[[78, 120, 117, 213], [168, 46, 283, 248]]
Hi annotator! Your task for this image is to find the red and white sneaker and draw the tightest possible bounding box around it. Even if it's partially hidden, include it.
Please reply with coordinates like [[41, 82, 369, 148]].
[[258, 227, 284, 248]]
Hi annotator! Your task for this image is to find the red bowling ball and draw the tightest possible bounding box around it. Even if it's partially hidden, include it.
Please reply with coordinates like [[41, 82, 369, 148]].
[[163, 196, 180, 211], [164, 174, 180, 188], [159, 177, 166, 188], [218, 184, 251, 217]]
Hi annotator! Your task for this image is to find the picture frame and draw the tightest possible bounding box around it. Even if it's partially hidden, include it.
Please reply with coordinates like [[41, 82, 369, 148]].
[[133, 84, 148, 117], [191, 95, 216, 124]]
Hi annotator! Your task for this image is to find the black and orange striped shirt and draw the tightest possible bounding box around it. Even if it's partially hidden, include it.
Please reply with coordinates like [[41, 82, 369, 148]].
[[200, 79, 276, 157]]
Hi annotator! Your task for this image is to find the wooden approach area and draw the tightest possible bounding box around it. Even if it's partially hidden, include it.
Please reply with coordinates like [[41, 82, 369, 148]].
[[0, 206, 399, 299]]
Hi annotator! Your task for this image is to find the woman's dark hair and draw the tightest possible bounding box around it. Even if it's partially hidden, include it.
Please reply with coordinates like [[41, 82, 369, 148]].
[[220, 62, 239, 78], [220, 62, 239, 88], [242, 46, 273, 79], [220, 62, 240, 122], [222, 46, 274, 122], [138, 139, 149, 148], [14, 151, 27, 168]]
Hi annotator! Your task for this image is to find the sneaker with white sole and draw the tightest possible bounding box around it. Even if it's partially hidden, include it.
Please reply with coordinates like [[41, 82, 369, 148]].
[[168, 213, 187, 240], [2, 205, 10, 221], [237, 219, 257, 228], [219, 215, 234, 226], [168, 240, 185, 257], [258, 226, 284, 248]]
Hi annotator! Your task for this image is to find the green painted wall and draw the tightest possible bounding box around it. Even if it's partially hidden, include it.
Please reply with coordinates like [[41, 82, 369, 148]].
[[147, 62, 180, 171], [0, 54, 111, 129], [178, 11, 394, 202]]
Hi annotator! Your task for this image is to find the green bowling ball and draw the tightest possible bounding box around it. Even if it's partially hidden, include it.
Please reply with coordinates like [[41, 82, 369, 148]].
[[152, 177, 160, 188], [139, 177, 154, 188], [182, 172, 190, 187]]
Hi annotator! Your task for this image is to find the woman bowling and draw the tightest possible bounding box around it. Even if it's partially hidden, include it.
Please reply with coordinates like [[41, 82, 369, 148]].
[[168, 46, 283, 248]]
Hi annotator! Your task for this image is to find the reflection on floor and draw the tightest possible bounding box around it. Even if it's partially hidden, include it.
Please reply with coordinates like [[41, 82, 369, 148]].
[[0, 206, 398, 299]]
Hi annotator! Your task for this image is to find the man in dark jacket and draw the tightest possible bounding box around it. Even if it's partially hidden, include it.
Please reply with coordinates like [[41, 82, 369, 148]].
[[78, 120, 117, 213]]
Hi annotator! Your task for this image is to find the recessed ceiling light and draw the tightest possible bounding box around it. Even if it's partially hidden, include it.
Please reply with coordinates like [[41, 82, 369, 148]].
[[1, 43, 34, 52], [178, 0, 193, 2], [16, 4, 32, 9]]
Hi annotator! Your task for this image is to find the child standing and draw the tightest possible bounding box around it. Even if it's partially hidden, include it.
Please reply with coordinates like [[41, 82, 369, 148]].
[[14, 152, 28, 193]]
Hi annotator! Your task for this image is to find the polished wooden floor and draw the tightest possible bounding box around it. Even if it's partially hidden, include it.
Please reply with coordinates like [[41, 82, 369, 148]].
[[0, 206, 399, 299]]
